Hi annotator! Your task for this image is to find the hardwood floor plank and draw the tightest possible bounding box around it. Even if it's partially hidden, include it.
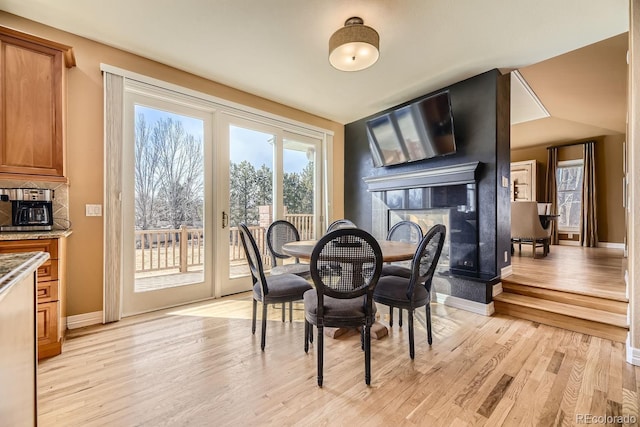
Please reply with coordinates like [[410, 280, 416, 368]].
[[622, 389, 639, 427], [588, 389, 608, 418], [462, 322, 536, 413], [558, 332, 590, 424], [538, 335, 577, 426], [36, 294, 640, 426], [608, 341, 625, 404], [476, 374, 514, 418], [573, 338, 605, 419], [498, 326, 564, 425], [623, 361, 637, 393]]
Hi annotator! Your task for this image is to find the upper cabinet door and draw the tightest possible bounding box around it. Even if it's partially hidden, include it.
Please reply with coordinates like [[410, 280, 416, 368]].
[[0, 27, 74, 181]]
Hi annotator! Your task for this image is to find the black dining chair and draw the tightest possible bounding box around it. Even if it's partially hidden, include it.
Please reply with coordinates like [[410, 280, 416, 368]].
[[303, 228, 383, 386], [380, 220, 423, 327], [238, 223, 312, 351], [326, 219, 357, 232], [373, 224, 446, 359], [266, 220, 311, 322]]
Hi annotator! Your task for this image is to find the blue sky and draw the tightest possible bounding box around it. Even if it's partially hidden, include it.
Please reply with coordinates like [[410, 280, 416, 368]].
[[229, 126, 309, 174], [136, 105, 204, 142], [136, 105, 308, 173]]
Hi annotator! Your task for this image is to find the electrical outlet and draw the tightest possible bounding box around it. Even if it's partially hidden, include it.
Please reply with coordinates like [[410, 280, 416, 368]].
[[86, 204, 102, 217], [502, 176, 509, 188]]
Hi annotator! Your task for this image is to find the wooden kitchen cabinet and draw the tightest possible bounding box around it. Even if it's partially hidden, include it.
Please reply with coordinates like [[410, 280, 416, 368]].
[[0, 238, 66, 359], [0, 26, 75, 181]]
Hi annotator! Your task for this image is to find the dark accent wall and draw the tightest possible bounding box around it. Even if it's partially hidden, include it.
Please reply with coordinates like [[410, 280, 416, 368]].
[[344, 69, 511, 279]]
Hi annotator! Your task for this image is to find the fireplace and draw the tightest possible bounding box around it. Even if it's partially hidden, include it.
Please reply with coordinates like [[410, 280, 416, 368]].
[[364, 161, 499, 307], [365, 162, 479, 275]]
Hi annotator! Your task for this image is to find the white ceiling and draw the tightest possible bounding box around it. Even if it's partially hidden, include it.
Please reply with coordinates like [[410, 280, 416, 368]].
[[0, 0, 629, 126]]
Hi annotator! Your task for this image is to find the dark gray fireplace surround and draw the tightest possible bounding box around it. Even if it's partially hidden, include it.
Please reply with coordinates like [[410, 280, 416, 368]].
[[344, 69, 512, 308]]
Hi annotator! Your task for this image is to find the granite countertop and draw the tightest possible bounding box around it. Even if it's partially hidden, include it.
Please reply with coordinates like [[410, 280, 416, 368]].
[[0, 229, 73, 241], [0, 252, 50, 298]]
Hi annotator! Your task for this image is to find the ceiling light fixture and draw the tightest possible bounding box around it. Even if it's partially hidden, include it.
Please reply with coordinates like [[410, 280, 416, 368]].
[[329, 17, 379, 72]]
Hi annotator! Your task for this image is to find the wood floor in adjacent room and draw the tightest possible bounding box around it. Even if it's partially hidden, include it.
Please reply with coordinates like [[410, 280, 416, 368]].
[[38, 292, 639, 426], [509, 244, 627, 300]]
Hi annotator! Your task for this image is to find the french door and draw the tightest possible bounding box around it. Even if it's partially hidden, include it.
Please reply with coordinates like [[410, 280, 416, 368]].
[[122, 91, 214, 316], [216, 113, 324, 296]]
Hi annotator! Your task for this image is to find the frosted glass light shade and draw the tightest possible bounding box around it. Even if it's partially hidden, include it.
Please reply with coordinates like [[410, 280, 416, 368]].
[[329, 17, 379, 72]]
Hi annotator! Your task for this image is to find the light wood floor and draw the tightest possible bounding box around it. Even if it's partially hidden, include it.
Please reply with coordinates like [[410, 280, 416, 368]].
[[509, 244, 627, 301], [39, 294, 639, 426]]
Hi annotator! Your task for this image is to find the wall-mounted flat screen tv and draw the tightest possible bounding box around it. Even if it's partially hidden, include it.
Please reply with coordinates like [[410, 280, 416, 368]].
[[367, 91, 457, 167]]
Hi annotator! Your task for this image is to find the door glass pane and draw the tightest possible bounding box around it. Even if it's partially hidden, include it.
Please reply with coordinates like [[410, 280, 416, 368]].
[[229, 125, 275, 278], [283, 138, 316, 241], [133, 105, 205, 291]]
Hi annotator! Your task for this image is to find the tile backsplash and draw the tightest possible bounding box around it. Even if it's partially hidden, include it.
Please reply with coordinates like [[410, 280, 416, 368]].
[[0, 180, 70, 230]]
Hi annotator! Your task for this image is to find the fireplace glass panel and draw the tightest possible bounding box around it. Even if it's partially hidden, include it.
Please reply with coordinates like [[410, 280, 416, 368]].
[[385, 190, 404, 209]]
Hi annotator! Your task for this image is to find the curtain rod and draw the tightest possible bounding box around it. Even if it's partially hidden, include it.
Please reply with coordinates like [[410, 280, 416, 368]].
[[546, 140, 595, 149]]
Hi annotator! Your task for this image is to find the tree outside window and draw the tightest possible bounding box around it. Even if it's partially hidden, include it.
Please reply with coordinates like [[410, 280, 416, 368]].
[[556, 159, 583, 232]]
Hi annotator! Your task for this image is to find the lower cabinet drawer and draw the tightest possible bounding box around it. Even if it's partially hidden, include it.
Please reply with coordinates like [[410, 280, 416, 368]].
[[37, 280, 59, 303], [37, 259, 59, 282], [37, 301, 59, 345]]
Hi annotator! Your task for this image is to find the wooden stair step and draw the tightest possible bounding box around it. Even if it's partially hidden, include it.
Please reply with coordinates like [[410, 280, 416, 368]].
[[501, 275, 627, 302], [494, 292, 628, 343], [501, 281, 628, 315]]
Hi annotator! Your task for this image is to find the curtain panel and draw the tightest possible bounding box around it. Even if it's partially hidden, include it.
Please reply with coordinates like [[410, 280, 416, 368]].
[[103, 72, 124, 323], [581, 141, 598, 247], [545, 147, 559, 245]]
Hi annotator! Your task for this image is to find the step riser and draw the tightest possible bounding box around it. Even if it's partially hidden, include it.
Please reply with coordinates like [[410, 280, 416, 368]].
[[494, 301, 628, 343], [501, 282, 628, 315]]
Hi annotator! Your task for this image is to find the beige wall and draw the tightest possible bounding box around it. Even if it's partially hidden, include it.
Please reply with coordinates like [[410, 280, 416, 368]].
[[0, 12, 345, 317], [511, 134, 626, 243]]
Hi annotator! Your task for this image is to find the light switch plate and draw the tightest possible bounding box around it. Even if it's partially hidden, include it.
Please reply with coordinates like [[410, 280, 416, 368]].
[[502, 176, 509, 188], [86, 204, 102, 217]]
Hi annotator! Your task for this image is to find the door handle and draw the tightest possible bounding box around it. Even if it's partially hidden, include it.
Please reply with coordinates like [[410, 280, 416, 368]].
[[222, 211, 228, 229]]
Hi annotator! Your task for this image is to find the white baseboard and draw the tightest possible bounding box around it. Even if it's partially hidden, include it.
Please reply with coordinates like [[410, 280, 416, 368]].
[[501, 265, 512, 278], [67, 311, 103, 329], [558, 241, 624, 249], [493, 283, 503, 297], [558, 240, 580, 246], [627, 336, 640, 366], [598, 242, 625, 249], [433, 292, 495, 316]]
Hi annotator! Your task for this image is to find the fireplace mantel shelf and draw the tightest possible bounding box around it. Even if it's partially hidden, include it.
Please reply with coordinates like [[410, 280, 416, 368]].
[[363, 161, 481, 192]]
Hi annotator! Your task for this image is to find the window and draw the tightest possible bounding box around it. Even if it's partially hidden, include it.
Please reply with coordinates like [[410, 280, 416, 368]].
[[556, 159, 583, 232]]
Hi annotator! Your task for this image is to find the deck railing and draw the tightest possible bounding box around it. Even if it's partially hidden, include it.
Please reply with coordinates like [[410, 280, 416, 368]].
[[135, 225, 204, 273], [135, 214, 315, 274], [284, 213, 315, 240], [228, 225, 270, 265]]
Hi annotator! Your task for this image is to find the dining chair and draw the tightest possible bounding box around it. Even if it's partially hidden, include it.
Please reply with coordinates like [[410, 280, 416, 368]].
[[303, 228, 383, 386], [326, 219, 357, 232], [373, 224, 446, 359], [238, 223, 312, 351], [511, 201, 552, 258], [380, 220, 423, 328], [266, 220, 311, 322], [324, 219, 358, 277]]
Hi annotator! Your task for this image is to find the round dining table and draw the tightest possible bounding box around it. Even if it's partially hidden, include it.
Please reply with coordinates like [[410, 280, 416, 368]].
[[282, 239, 417, 262], [282, 239, 418, 340]]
